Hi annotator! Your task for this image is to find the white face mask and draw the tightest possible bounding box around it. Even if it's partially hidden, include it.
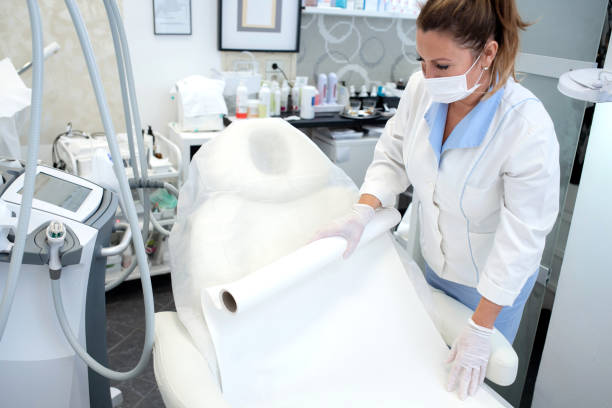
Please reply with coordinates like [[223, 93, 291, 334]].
[[424, 53, 486, 103]]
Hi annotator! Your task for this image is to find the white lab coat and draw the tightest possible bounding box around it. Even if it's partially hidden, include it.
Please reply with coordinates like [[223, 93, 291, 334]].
[[360, 71, 560, 306]]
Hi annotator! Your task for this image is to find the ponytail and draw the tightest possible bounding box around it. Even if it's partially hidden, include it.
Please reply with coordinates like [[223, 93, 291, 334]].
[[490, 0, 530, 94], [417, 0, 531, 96]]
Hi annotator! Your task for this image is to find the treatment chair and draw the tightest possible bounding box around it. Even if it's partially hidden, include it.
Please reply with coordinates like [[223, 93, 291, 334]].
[[153, 119, 517, 407], [154, 213, 518, 408]]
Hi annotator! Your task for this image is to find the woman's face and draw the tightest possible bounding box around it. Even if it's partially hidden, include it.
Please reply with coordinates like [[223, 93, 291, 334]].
[[416, 29, 495, 91]]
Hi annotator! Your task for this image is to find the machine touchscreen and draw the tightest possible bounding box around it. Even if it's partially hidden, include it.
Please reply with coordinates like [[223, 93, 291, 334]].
[[19, 173, 92, 213]]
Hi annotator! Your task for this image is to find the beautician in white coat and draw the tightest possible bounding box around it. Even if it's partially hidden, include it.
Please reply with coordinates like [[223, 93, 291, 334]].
[[316, 0, 560, 400]]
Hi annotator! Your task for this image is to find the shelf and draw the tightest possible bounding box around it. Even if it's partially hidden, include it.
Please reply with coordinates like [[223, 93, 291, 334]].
[[302, 6, 418, 20]]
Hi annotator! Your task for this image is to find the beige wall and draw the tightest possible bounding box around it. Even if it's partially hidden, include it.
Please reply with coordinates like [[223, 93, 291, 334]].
[[221, 51, 297, 84], [0, 0, 123, 146]]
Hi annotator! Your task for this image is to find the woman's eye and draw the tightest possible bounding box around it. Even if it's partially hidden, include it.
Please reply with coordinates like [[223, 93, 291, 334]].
[[416, 56, 424, 62], [436, 64, 449, 70]]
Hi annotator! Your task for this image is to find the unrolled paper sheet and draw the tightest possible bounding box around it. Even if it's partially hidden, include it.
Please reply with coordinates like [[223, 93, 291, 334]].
[[201, 211, 505, 407]]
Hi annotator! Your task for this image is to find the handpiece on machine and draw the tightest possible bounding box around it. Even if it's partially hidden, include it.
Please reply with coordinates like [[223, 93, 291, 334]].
[[46, 220, 66, 279]]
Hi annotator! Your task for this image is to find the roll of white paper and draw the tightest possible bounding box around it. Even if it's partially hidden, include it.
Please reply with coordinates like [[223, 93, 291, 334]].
[[205, 208, 401, 314]]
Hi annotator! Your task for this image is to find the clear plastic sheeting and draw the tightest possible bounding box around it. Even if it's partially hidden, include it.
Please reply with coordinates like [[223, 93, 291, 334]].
[[170, 118, 359, 378], [0, 58, 31, 160]]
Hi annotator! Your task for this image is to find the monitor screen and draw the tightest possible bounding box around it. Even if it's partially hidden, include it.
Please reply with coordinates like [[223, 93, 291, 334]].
[[19, 173, 92, 212]]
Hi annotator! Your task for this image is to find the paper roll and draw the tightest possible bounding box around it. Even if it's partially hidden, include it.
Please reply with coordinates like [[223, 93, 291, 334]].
[[205, 208, 401, 314]]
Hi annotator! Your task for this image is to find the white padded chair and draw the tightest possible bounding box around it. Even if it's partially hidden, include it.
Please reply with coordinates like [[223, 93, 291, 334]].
[[153, 200, 518, 407]]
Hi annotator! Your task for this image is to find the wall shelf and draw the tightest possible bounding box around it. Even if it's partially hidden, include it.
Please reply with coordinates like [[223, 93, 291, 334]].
[[302, 6, 418, 20]]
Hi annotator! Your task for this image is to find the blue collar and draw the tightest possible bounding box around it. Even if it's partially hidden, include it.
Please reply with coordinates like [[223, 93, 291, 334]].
[[424, 86, 505, 166]]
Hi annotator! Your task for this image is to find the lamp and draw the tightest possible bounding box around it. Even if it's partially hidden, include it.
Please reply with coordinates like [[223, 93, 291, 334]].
[[558, 68, 612, 103]]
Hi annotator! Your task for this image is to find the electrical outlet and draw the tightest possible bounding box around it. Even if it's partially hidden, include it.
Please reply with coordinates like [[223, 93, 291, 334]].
[[266, 60, 279, 73], [266, 60, 281, 80]]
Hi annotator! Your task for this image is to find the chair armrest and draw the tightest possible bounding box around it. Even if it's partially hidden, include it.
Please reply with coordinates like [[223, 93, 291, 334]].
[[430, 291, 519, 386], [153, 312, 231, 408]]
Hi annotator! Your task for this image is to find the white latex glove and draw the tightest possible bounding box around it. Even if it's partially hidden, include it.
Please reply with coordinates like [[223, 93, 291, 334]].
[[446, 318, 493, 400], [313, 203, 375, 258]]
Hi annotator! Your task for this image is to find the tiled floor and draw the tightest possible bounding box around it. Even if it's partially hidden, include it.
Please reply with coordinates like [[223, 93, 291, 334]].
[[105, 273, 175, 407]]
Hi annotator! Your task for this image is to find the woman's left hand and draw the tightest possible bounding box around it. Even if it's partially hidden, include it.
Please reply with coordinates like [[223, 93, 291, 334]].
[[446, 318, 493, 400]]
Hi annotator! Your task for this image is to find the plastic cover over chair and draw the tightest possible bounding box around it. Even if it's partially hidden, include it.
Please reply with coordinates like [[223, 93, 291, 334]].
[[169, 118, 359, 380]]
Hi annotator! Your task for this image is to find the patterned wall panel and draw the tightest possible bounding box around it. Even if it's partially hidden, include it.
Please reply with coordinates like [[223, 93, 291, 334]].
[[297, 13, 421, 88]]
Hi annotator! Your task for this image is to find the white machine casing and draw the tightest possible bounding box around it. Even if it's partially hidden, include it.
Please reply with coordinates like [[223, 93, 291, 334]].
[[167, 122, 218, 185], [55, 132, 181, 181], [0, 209, 97, 407], [0, 166, 116, 407]]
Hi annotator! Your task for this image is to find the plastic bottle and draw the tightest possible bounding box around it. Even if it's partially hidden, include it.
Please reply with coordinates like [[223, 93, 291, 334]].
[[235, 80, 248, 119], [280, 80, 290, 113], [317, 73, 327, 105], [300, 85, 317, 119], [327, 72, 338, 104], [258, 82, 271, 118], [291, 84, 301, 114], [269, 81, 278, 116], [247, 99, 259, 118], [272, 82, 281, 116], [359, 85, 369, 97]]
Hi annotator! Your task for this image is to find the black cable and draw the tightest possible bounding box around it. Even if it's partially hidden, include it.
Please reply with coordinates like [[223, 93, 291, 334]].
[[271, 63, 294, 87]]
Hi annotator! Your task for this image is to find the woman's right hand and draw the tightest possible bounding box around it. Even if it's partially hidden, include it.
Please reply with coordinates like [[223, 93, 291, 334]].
[[313, 203, 376, 258]]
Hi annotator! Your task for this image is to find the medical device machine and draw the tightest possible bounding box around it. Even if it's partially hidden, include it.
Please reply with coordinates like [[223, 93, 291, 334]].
[[167, 122, 218, 185], [53, 125, 182, 286], [0, 165, 122, 407], [0, 0, 158, 406], [54, 127, 182, 181]]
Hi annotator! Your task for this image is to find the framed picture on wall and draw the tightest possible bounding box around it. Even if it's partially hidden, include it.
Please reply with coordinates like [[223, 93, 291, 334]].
[[218, 0, 301, 52], [153, 0, 192, 35]]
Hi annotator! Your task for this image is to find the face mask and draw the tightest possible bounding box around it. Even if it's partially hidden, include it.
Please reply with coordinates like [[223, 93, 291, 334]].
[[424, 53, 486, 103]]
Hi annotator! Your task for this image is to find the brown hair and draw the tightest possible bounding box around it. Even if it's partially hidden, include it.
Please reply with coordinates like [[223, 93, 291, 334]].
[[416, 0, 530, 96]]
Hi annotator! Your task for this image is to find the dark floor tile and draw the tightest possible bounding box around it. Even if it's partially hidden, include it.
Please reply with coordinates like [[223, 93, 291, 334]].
[[108, 329, 149, 371], [152, 277, 173, 309], [135, 387, 167, 408], [107, 321, 138, 351], [106, 293, 147, 330], [112, 376, 157, 408], [105, 272, 174, 408], [137, 360, 158, 385], [159, 299, 176, 312]]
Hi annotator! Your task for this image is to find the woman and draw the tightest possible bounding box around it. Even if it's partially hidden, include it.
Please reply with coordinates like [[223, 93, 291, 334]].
[[316, 0, 560, 400]]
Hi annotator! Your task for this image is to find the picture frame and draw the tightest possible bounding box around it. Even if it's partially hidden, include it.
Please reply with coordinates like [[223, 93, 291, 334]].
[[218, 0, 301, 52], [153, 0, 192, 35]]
